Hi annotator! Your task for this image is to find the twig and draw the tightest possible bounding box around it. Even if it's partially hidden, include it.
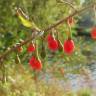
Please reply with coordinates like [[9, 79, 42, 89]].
[[58, 0, 78, 12], [0, 3, 95, 62], [43, 3, 95, 32]]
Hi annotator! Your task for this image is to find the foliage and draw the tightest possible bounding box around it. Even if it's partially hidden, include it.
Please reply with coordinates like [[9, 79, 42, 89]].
[[0, 0, 96, 96]]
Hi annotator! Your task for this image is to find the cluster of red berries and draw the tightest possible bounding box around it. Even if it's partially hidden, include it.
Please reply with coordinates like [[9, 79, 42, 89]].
[[46, 17, 75, 54], [16, 14, 96, 71], [27, 43, 42, 71], [46, 24, 96, 55], [17, 42, 42, 71], [17, 42, 36, 53], [47, 34, 75, 54]]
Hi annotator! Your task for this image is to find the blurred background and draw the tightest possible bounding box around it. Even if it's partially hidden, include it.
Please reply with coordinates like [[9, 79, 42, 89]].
[[0, 0, 96, 96]]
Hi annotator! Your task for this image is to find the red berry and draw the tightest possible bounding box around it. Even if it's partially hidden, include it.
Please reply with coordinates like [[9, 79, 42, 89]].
[[63, 39, 75, 54], [91, 27, 96, 39], [29, 56, 42, 71], [17, 46, 23, 52], [49, 40, 58, 51], [47, 34, 54, 42], [27, 43, 35, 53], [47, 34, 58, 51], [48, 39, 58, 51]]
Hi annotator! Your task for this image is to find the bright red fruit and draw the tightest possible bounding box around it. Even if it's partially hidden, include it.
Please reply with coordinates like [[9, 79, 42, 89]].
[[47, 34, 54, 42], [48, 40, 58, 51], [27, 43, 35, 53], [63, 39, 75, 54], [91, 27, 96, 39], [29, 56, 42, 71], [47, 34, 58, 51]]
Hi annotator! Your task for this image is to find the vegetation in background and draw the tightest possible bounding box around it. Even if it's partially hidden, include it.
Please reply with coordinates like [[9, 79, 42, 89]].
[[0, 0, 96, 96]]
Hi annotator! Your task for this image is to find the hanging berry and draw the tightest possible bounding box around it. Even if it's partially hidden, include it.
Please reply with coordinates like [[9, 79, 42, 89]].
[[67, 17, 74, 26], [47, 34, 58, 51], [17, 46, 23, 53], [47, 34, 54, 42], [27, 43, 35, 53], [29, 56, 42, 71], [91, 27, 96, 39], [63, 39, 75, 54]]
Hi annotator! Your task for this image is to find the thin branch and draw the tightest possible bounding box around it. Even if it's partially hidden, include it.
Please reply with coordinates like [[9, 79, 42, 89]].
[[58, 0, 78, 12], [0, 3, 95, 62], [43, 3, 95, 32]]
